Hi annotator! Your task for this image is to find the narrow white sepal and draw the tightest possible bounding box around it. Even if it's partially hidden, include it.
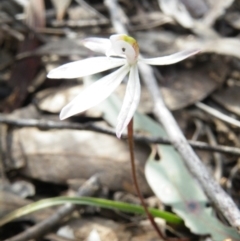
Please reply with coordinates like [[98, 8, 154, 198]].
[[116, 64, 141, 138], [140, 49, 200, 66], [82, 37, 111, 54], [59, 64, 130, 120], [47, 57, 125, 79]]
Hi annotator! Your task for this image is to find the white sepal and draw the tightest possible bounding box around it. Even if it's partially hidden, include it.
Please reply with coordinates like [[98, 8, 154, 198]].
[[60, 64, 130, 120], [47, 57, 125, 79], [140, 49, 200, 66], [116, 64, 141, 138], [82, 37, 111, 54]]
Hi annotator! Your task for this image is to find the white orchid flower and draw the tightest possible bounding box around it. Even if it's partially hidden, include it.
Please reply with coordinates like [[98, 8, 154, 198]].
[[47, 34, 199, 138]]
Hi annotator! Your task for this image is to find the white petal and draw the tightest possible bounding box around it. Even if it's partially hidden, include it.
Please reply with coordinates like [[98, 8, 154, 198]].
[[82, 37, 111, 54], [116, 64, 141, 138], [140, 49, 200, 66], [60, 64, 130, 120], [47, 57, 125, 79]]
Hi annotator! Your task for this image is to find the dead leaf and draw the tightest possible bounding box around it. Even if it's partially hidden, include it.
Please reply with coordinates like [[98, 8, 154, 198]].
[[2, 37, 42, 112], [67, 217, 161, 241], [212, 85, 240, 116], [160, 56, 228, 110], [2, 127, 151, 195], [35, 86, 84, 114]]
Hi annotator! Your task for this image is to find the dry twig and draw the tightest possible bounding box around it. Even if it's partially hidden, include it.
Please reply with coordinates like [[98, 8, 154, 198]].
[[196, 102, 240, 129], [1, 114, 240, 156]]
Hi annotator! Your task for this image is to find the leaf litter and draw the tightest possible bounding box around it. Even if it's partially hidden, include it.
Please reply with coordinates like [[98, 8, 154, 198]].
[[1, 0, 240, 240]]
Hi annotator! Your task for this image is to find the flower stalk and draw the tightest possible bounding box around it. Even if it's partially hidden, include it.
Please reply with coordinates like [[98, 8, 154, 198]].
[[127, 118, 165, 239]]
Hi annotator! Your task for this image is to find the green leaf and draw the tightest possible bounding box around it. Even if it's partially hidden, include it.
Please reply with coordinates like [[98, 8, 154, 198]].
[[0, 196, 182, 227], [146, 151, 240, 241]]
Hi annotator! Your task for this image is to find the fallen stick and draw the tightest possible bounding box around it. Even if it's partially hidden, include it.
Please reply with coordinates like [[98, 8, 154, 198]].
[[1, 114, 240, 156]]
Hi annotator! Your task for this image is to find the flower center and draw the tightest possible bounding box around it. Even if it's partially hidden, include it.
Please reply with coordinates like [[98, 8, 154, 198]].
[[109, 34, 139, 65]]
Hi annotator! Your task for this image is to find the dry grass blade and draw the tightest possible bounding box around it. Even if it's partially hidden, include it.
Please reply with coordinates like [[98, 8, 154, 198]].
[[51, 0, 71, 21], [25, 0, 46, 28]]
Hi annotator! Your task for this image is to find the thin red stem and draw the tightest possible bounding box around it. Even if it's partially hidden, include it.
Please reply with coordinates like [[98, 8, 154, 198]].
[[127, 118, 165, 239]]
